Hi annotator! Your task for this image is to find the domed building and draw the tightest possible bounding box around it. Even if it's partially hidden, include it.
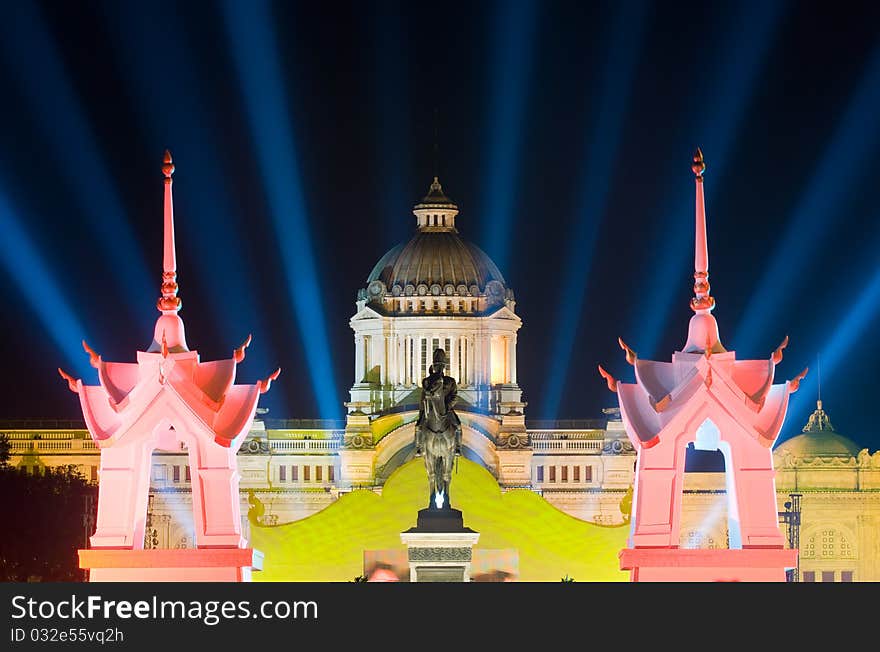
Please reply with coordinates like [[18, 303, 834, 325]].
[[5, 174, 880, 579], [770, 400, 880, 581], [340, 177, 556, 491], [349, 177, 523, 416], [774, 400, 861, 460]]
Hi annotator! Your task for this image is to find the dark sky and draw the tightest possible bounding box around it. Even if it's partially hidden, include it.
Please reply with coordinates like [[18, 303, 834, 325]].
[[0, 1, 878, 450]]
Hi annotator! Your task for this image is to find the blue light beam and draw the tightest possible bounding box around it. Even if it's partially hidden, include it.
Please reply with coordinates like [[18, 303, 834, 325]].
[[735, 40, 880, 354], [480, 0, 539, 273], [372, 5, 413, 246], [540, 0, 648, 419], [629, 1, 787, 359], [0, 3, 153, 322], [98, 3, 276, 403], [781, 261, 880, 443], [0, 190, 94, 380], [221, 0, 339, 418]]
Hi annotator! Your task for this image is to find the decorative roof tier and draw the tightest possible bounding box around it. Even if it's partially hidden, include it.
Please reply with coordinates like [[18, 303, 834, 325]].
[[360, 177, 513, 315], [599, 149, 808, 450], [58, 152, 280, 448], [608, 149, 805, 563]]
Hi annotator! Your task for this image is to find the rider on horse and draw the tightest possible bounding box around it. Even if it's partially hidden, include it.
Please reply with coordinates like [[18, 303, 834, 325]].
[[414, 348, 462, 508]]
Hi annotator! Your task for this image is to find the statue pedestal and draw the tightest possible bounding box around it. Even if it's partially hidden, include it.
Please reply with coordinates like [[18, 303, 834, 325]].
[[619, 547, 798, 582], [400, 509, 479, 582], [78, 548, 263, 582]]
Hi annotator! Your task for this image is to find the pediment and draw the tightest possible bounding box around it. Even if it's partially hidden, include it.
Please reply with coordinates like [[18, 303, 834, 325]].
[[350, 306, 383, 322], [484, 305, 521, 322]]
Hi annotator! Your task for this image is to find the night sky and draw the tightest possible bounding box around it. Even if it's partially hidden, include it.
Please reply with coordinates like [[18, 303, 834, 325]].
[[0, 1, 878, 451]]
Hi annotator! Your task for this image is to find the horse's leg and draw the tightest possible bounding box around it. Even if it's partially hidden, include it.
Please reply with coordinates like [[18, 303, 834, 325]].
[[443, 447, 454, 507], [424, 452, 435, 508]]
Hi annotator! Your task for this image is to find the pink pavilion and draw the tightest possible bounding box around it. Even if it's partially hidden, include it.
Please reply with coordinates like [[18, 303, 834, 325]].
[[600, 150, 803, 581], [60, 151, 279, 581]]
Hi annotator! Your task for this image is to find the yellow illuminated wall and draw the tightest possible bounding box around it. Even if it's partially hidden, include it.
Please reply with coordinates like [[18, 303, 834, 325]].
[[249, 458, 629, 581]]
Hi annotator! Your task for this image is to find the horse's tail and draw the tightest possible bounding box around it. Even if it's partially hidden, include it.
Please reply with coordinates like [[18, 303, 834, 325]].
[[434, 455, 444, 486]]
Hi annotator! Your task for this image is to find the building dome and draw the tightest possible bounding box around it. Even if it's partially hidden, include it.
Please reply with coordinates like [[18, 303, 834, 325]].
[[359, 177, 513, 315], [774, 401, 861, 459], [367, 234, 506, 293]]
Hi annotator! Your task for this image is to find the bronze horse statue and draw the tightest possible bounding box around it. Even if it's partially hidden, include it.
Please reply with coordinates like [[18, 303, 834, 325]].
[[415, 348, 462, 510]]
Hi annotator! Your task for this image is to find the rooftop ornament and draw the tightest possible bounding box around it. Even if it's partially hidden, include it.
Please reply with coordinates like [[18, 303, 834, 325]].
[[60, 152, 279, 580], [602, 149, 803, 581]]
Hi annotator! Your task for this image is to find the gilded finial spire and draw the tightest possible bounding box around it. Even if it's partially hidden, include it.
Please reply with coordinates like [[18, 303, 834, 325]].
[[157, 150, 181, 313], [690, 148, 715, 313]]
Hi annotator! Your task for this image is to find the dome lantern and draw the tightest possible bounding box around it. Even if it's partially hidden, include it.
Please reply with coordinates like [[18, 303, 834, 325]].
[[413, 176, 459, 232]]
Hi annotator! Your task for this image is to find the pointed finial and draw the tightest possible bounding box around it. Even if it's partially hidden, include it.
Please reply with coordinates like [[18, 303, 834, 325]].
[[618, 338, 637, 365], [82, 340, 101, 368], [157, 150, 181, 313], [788, 367, 809, 394], [58, 368, 80, 394], [162, 149, 175, 179], [692, 147, 705, 178], [233, 334, 253, 363], [258, 367, 282, 394], [597, 365, 618, 393], [771, 335, 789, 364], [690, 147, 715, 313]]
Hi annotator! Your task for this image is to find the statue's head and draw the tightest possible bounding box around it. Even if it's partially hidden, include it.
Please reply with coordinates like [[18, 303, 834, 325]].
[[431, 348, 447, 373]]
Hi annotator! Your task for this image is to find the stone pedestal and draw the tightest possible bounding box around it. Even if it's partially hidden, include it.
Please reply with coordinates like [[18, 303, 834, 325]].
[[339, 449, 375, 487], [78, 548, 263, 582], [619, 547, 797, 582], [400, 509, 479, 582], [495, 448, 533, 486]]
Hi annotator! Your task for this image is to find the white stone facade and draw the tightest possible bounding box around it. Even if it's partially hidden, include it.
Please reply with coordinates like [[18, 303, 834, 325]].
[[348, 308, 523, 415]]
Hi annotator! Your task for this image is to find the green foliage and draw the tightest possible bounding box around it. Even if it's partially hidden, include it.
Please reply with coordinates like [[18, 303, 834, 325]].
[[0, 465, 96, 581]]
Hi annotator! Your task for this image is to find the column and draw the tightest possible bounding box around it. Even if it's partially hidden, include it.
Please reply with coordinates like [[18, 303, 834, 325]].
[[354, 334, 364, 384], [90, 444, 151, 549], [481, 334, 491, 385], [397, 335, 404, 388], [383, 334, 391, 385], [510, 335, 517, 384], [472, 334, 481, 385], [405, 336, 411, 385], [451, 334, 460, 384], [190, 441, 245, 548], [468, 336, 475, 385]]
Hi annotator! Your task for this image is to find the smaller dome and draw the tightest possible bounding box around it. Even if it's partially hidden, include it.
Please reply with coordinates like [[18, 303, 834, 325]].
[[359, 177, 513, 316], [774, 401, 861, 459], [774, 432, 861, 459]]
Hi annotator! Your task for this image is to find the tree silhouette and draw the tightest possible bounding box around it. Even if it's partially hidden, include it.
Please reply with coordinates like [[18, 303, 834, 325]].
[[0, 464, 96, 581]]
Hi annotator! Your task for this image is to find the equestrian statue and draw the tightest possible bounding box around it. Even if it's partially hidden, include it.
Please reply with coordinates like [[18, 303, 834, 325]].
[[415, 348, 462, 510]]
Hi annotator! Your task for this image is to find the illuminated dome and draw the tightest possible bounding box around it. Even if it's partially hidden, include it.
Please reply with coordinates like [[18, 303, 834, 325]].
[[774, 401, 861, 459], [359, 177, 513, 315]]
